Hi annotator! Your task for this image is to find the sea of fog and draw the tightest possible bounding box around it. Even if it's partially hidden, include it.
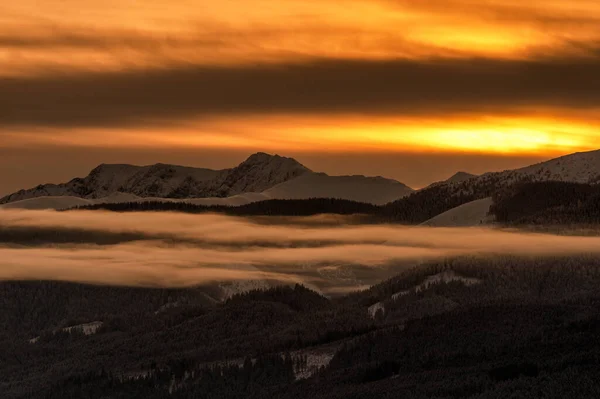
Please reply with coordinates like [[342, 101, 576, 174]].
[[1, 210, 600, 294]]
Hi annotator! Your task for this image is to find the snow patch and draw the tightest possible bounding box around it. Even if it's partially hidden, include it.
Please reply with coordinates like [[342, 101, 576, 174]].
[[62, 321, 104, 335], [218, 279, 271, 300], [294, 353, 335, 380], [28, 321, 104, 344], [291, 344, 338, 380], [263, 173, 413, 205], [154, 302, 180, 315], [0, 196, 92, 210], [368, 302, 385, 318]]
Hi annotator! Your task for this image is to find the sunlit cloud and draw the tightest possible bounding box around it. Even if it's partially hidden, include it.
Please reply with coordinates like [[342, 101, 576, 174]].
[[1, 0, 599, 77], [2, 210, 600, 291]]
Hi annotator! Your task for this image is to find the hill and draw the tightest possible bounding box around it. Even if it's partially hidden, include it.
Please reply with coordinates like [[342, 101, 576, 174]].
[[263, 173, 413, 205], [3, 255, 600, 398], [384, 149, 600, 224], [420, 197, 494, 227]]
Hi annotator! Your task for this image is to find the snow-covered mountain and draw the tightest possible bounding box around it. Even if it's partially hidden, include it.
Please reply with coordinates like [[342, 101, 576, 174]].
[[376, 149, 600, 225], [5, 149, 597, 211], [515, 149, 600, 184], [434, 149, 600, 198], [0, 153, 310, 204], [0, 152, 414, 207]]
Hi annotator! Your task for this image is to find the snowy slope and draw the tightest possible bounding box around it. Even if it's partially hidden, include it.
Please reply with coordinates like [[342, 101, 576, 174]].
[[457, 150, 600, 195], [515, 149, 600, 183], [420, 197, 494, 227], [0, 196, 93, 210], [263, 173, 413, 205]]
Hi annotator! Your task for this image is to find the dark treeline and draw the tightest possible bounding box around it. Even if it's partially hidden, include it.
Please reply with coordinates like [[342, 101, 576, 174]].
[[44, 354, 296, 399], [380, 184, 480, 223], [75, 198, 381, 218], [490, 181, 600, 225], [226, 284, 331, 312], [4, 255, 600, 398], [75, 195, 483, 224]]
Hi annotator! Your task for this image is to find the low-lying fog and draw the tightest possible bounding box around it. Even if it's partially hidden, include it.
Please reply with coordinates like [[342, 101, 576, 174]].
[[2, 209, 600, 294]]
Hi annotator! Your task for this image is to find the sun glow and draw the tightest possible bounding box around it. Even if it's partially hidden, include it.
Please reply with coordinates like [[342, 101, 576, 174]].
[[7, 114, 597, 157]]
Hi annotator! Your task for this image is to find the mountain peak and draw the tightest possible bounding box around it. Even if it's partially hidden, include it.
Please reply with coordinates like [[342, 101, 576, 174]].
[[215, 153, 311, 195], [245, 152, 273, 161], [241, 152, 310, 171], [447, 171, 477, 183]]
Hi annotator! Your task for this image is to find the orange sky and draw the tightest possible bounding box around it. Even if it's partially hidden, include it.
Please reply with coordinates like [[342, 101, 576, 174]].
[[1, 0, 599, 191]]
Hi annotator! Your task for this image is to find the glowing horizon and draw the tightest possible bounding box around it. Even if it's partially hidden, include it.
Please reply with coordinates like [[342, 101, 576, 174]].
[[4, 112, 598, 157]]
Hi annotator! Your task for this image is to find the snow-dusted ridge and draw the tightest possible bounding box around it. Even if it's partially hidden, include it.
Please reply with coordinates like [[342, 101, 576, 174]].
[[449, 149, 600, 193], [0, 152, 310, 204], [4, 149, 599, 212], [0, 152, 414, 208]]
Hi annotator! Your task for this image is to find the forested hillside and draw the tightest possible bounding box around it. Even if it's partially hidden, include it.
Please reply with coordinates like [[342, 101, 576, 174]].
[[489, 182, 600, 225], [3, 255, 600, 398]]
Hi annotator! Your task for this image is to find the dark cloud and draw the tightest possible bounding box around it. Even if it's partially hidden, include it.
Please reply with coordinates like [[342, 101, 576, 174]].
[[1, 56, 600, 128]]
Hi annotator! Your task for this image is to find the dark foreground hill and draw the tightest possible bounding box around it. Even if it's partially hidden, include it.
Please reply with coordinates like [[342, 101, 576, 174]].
[[3, 255, 600, 398]]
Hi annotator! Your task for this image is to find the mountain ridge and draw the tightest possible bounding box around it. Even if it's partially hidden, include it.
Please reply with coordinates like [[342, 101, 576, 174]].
[[384, 149, 600, 223], [0, 153, 414, 206], [0, 153, 311, 204]]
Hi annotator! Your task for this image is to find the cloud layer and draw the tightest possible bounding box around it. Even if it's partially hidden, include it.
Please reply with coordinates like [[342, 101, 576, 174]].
[[2, 210, 600, 292], [2, 57, 600, 129]]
